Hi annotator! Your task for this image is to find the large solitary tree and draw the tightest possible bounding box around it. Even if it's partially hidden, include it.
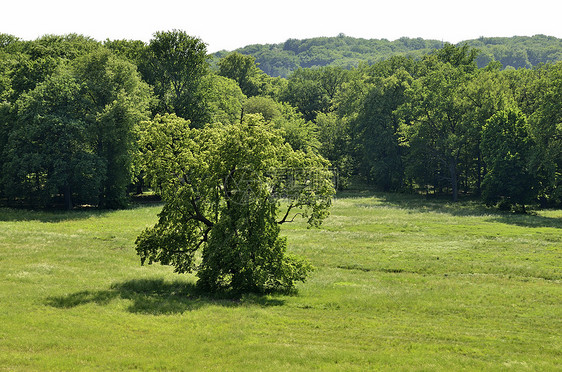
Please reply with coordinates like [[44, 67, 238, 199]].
[[135, 114, 334, 293]]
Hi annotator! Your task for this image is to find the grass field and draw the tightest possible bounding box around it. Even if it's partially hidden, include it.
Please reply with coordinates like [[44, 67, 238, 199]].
[[1, 191, 560, 371]]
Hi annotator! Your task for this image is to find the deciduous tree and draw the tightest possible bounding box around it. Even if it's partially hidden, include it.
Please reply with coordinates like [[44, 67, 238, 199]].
[[352, 70, 411, 191], [401, 58, 475, 201], [202, 74, 246, 125], [218, 52, 266, 97], [1, 68, 104, 209], [145, 30, 210, 127], [526, 63, 562, 205], [2, 49, 153, 209], [135, 114, 334, 293], [73, 49, 153, 208], [481, 108, 536, 210]]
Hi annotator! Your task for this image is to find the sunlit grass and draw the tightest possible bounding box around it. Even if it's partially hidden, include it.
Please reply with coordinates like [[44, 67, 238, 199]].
[[1, 193, 560, 370]]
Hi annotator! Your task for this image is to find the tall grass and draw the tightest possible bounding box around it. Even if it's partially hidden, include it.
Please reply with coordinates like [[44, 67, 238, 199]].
[[1, 193, 560, 370]]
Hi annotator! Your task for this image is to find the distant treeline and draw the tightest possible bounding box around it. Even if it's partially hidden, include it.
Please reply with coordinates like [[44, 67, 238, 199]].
[[0, 31, 560, 211], [213, 34, 562, 77]]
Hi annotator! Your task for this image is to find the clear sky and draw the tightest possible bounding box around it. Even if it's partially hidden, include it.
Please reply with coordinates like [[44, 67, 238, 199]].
[[3, 0, 561, 52]]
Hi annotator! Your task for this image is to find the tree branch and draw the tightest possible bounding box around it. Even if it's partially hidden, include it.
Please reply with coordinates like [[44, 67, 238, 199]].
[[277, 203, 293, 225], [191, 197, 214, 227], [278, 204, 303, 225], [195, 226, 212, 250]]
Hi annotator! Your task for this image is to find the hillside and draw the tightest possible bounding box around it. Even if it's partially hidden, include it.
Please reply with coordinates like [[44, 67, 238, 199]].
[[214, 34, 562, 77]]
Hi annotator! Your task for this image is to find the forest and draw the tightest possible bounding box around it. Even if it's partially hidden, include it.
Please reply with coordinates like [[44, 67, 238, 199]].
[[0, 31, 561, 211], [217, 34, 562, 77]]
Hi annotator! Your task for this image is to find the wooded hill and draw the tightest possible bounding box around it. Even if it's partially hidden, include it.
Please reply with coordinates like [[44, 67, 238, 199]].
[[214, 34, 562, 77]]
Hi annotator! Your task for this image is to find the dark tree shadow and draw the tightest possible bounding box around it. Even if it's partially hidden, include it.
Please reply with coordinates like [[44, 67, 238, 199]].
[[0, 201, 162, 223], [487, 212, 562, 229], [335, 189, 561, 229], [0, 207, 106, 222], [46, 278, 285, 315]]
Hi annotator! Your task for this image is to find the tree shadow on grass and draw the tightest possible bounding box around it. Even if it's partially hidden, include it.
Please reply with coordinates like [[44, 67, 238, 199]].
[[46, 278, 285, 315], [336, 189, 561, 229], [0, 207, 109, 223], [0, 199, 161, 223]]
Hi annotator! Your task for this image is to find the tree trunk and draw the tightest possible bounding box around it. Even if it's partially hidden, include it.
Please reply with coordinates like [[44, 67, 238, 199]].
[[449, 162, 458, 202], [64, 184, 73, 210], [135, 177, 144, 195], [476, 146, 482, 196]]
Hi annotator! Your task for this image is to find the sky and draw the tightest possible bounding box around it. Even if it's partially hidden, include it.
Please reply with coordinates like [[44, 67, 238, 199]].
[[3, 0, 562, 52]]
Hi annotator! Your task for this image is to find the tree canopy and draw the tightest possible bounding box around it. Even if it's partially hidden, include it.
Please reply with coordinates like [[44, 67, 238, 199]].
[[218, 34, 562, 77], [144, 30, 210, 127], [1, 47, 153, 208], [481, 108, 537, 210], [1, 31, 560, 213], [135, 114, 334, 292]]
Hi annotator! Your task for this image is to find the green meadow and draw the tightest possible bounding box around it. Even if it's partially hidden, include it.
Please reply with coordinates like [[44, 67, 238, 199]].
[[1, 192, 560, 371]]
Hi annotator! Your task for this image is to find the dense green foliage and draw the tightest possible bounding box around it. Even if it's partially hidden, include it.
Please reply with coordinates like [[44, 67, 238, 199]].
[[218, 52, 268, 97], [481, 109, 536, 210], [135, 114, 333, 292], [466, 35, 562, 69], [1, 31, 561, 212], [1, 194, 560, 369], [0, 42, 152, 209], [219, 35, 443, 77], [219, 34, 562, 77], [144, 30, 210, 127]]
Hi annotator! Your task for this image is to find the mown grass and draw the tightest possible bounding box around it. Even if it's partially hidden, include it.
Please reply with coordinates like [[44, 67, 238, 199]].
[[0, 192, 560, 371]]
